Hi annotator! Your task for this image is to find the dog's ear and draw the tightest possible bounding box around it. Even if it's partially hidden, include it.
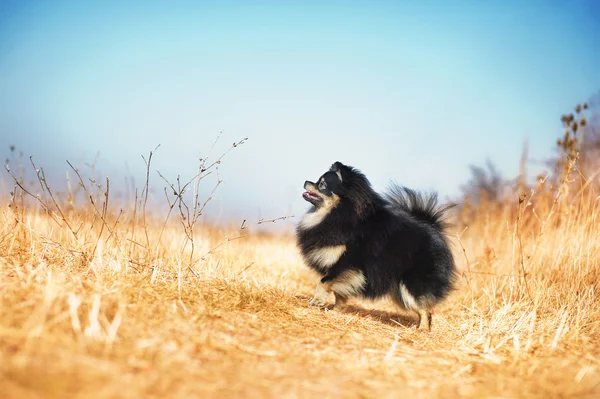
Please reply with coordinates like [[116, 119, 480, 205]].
[[330, 161, 344, 182], [330, 161, 344, 172]]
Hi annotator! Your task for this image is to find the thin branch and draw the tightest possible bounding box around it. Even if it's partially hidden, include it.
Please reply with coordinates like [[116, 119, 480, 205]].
[[257, 215, 295, 225], [516, 194, 533, 302]]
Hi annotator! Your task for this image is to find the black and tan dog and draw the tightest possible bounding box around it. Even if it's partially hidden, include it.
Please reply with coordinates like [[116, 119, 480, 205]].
[[296, 161, 458, 330]]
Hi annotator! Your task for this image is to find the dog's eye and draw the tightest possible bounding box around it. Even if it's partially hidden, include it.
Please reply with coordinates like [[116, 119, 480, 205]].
[[319, 181, 327, 190]]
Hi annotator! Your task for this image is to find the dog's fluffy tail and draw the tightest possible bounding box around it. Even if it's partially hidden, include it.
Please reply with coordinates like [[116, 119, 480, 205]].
[[384, 184, 455, 232]]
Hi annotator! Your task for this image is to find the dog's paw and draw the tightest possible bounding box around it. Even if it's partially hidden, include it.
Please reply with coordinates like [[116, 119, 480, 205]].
[[308, 296, 328, 307], [332, 304, 347, 312]]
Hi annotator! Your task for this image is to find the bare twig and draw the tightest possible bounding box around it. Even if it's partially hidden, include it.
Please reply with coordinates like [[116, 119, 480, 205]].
[[516, 193, 533, 302], [455, 226, 474, 303], [464, 270, 520, 278], [141, 145, 161, 248], [257, 215, 295, 224], [155, 135, 248, 274], [4, 164, 60, 225]]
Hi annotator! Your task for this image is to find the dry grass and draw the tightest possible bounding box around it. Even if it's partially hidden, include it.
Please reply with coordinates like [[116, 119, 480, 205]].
[[1, 158, 599, 399]]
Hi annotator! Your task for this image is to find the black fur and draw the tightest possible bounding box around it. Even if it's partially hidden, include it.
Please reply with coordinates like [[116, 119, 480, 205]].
[[296, 161, 458, 328]]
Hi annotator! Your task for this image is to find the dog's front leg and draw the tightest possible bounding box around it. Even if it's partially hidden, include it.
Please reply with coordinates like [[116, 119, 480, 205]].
[[332, 292, 348, 311], [308, 280, 331, 307], [309, 253, 355, 308]]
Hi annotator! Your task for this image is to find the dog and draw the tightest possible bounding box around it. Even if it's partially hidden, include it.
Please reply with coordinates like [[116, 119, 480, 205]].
[[295, 161, 458, 330]]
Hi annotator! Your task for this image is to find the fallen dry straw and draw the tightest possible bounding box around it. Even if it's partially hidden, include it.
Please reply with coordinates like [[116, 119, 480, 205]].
[[1, 143, 599, 398]]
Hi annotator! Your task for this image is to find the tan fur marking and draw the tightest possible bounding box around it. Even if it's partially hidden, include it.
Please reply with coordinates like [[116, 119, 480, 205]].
[[308, 269, 365, 308], [399, 283, 419, 311], [330, 269, 366, 298], [393, 283, 435, 330], [298, 193, 340, 230], [335, 170, 342, 182], [417, 309, 432, 330], [333, 292, 348, 311], [308, 281, 331, 307], [307, 245, 346, 268]]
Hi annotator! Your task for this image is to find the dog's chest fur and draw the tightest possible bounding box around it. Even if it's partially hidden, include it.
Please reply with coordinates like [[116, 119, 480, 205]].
[[297, 212, 349, 273], [304, 245, 346, 271]]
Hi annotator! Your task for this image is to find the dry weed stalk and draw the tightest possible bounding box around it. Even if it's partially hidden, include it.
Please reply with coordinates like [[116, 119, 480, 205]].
[[156, 136, 249, 275]]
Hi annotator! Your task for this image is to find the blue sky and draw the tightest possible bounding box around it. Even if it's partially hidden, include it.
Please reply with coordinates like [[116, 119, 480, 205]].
[[1, 0, 599, 229]]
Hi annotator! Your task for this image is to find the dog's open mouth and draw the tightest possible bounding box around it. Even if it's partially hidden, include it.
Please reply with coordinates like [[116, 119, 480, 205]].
[[302, 191, 321, 202]]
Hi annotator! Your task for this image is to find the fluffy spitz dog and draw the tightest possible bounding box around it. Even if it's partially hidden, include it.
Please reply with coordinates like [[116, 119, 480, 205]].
[[296, 161, 458, 330]]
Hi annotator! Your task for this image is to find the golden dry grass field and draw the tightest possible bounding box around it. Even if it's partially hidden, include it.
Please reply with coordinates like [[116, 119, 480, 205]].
[[1, 157, 599, 399]]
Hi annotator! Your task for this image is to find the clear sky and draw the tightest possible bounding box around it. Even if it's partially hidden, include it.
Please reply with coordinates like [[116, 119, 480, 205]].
[[1, 0, 599, 229]]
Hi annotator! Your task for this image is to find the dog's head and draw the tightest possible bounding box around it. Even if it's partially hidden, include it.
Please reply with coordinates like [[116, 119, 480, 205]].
[[302, 161, 377, 217], [301, 161, 350, 207]]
